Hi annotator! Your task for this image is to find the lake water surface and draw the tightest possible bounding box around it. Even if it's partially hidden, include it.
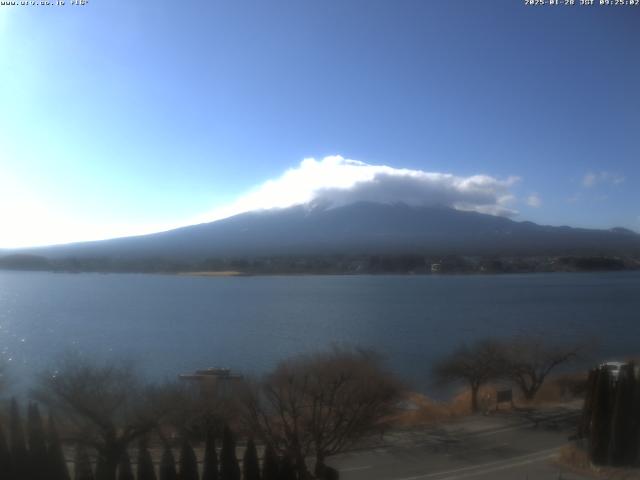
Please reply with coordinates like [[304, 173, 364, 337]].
[[1, 271, 638, 392]]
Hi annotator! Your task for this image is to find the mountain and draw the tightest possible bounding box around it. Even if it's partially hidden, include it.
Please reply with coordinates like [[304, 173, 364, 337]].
[[12, 202, 640, 261]]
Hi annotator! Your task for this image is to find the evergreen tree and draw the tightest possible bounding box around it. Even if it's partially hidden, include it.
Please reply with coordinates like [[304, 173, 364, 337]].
[[117, 451, 135, 480], [243, 438, 260, 480], [261, 444, 279, 480], [96, 454, 110, 480], [159, 446, 178, 480], [219, 426, 240, 480], [48, 413, 71, 480], [316, 464, 339, 480], [28, 403, 49, 480], [75, 445, 95, 480], [609, 364, 638, 466], [179, 439, 199, 480], [277, 455, 295, 480], [589, 368, 612, 465], [136, 438, 157, 480], [0, 422, 12, 480], [201, 431, 218, 480], [9, 398, 29, 480], [630, 364, 640, 466]]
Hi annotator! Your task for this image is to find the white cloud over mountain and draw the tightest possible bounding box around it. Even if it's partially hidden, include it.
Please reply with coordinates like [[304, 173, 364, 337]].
[[207, 155, 520, 221], [1, 155, 521, 248]]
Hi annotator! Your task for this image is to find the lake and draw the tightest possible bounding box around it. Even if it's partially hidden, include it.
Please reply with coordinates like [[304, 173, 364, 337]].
[[1, 270, 639, 393]]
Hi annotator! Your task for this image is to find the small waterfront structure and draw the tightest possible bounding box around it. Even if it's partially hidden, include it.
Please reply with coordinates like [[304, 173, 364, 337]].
[[178, 367, 242, 380], [179, 367, 244, 397], [179, 367, 243, 381]]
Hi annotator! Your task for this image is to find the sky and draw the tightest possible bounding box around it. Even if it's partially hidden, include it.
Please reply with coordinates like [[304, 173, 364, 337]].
[[0, 0, 638, 248]]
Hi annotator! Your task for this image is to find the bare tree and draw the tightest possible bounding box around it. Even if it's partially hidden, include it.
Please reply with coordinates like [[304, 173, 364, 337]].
[[146, 379, 238, 441], [501, 335, 580, 400], [242, 347, 402, 479], [33, 355, 159, 480], [433, 340, 504, 413]]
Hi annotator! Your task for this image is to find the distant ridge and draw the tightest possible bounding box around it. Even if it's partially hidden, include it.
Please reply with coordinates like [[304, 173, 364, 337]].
[[8, 202, 640, 261]]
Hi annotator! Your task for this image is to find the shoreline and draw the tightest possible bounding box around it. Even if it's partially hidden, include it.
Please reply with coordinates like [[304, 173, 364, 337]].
[[2, 268, 640, 277], [177, 270, 247, 277]]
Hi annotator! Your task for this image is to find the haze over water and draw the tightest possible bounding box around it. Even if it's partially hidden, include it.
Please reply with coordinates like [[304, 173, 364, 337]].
[[1, 270, 638, 393]]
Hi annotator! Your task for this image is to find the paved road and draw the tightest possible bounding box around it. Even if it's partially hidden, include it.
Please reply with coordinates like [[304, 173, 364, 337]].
[[330, 406, 589, 480]]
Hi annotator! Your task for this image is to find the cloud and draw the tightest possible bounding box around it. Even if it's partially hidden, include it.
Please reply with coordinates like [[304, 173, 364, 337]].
[[1, 155, 522, 248], [205, 155, 520, 221], [526, 194, 542, 208], [582, 171, 625, 188]]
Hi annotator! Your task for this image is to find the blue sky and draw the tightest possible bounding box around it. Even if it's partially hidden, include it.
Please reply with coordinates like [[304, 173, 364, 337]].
[[0, 0, 638, 247]]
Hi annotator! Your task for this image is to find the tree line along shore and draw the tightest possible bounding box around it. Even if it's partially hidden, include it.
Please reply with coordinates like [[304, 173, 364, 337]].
[[1, 252, 638, 275]]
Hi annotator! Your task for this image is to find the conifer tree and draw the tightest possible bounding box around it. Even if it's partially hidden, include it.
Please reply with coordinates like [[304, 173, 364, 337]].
[[159, 446, 178, 480], [48, 413, 71, 480], [117, 451, 135, 480], [179, 439, 199, 480], [630, 365, 640, 465], [220, 426, 240, 480], [589, 368, 612, 464], [277, 455, 295, 480], [137, 438, 157, 480], [243, 438, 260, 480], [609, 364, 638, 466], [202, 431, 218, 480], [261, 444, 279, 480], [75, 445, 95, 480], [0, 422, 12, 480], [96, 455, 110, 480], [10, 398, 29, 480], [28, 403, 49, 480]]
